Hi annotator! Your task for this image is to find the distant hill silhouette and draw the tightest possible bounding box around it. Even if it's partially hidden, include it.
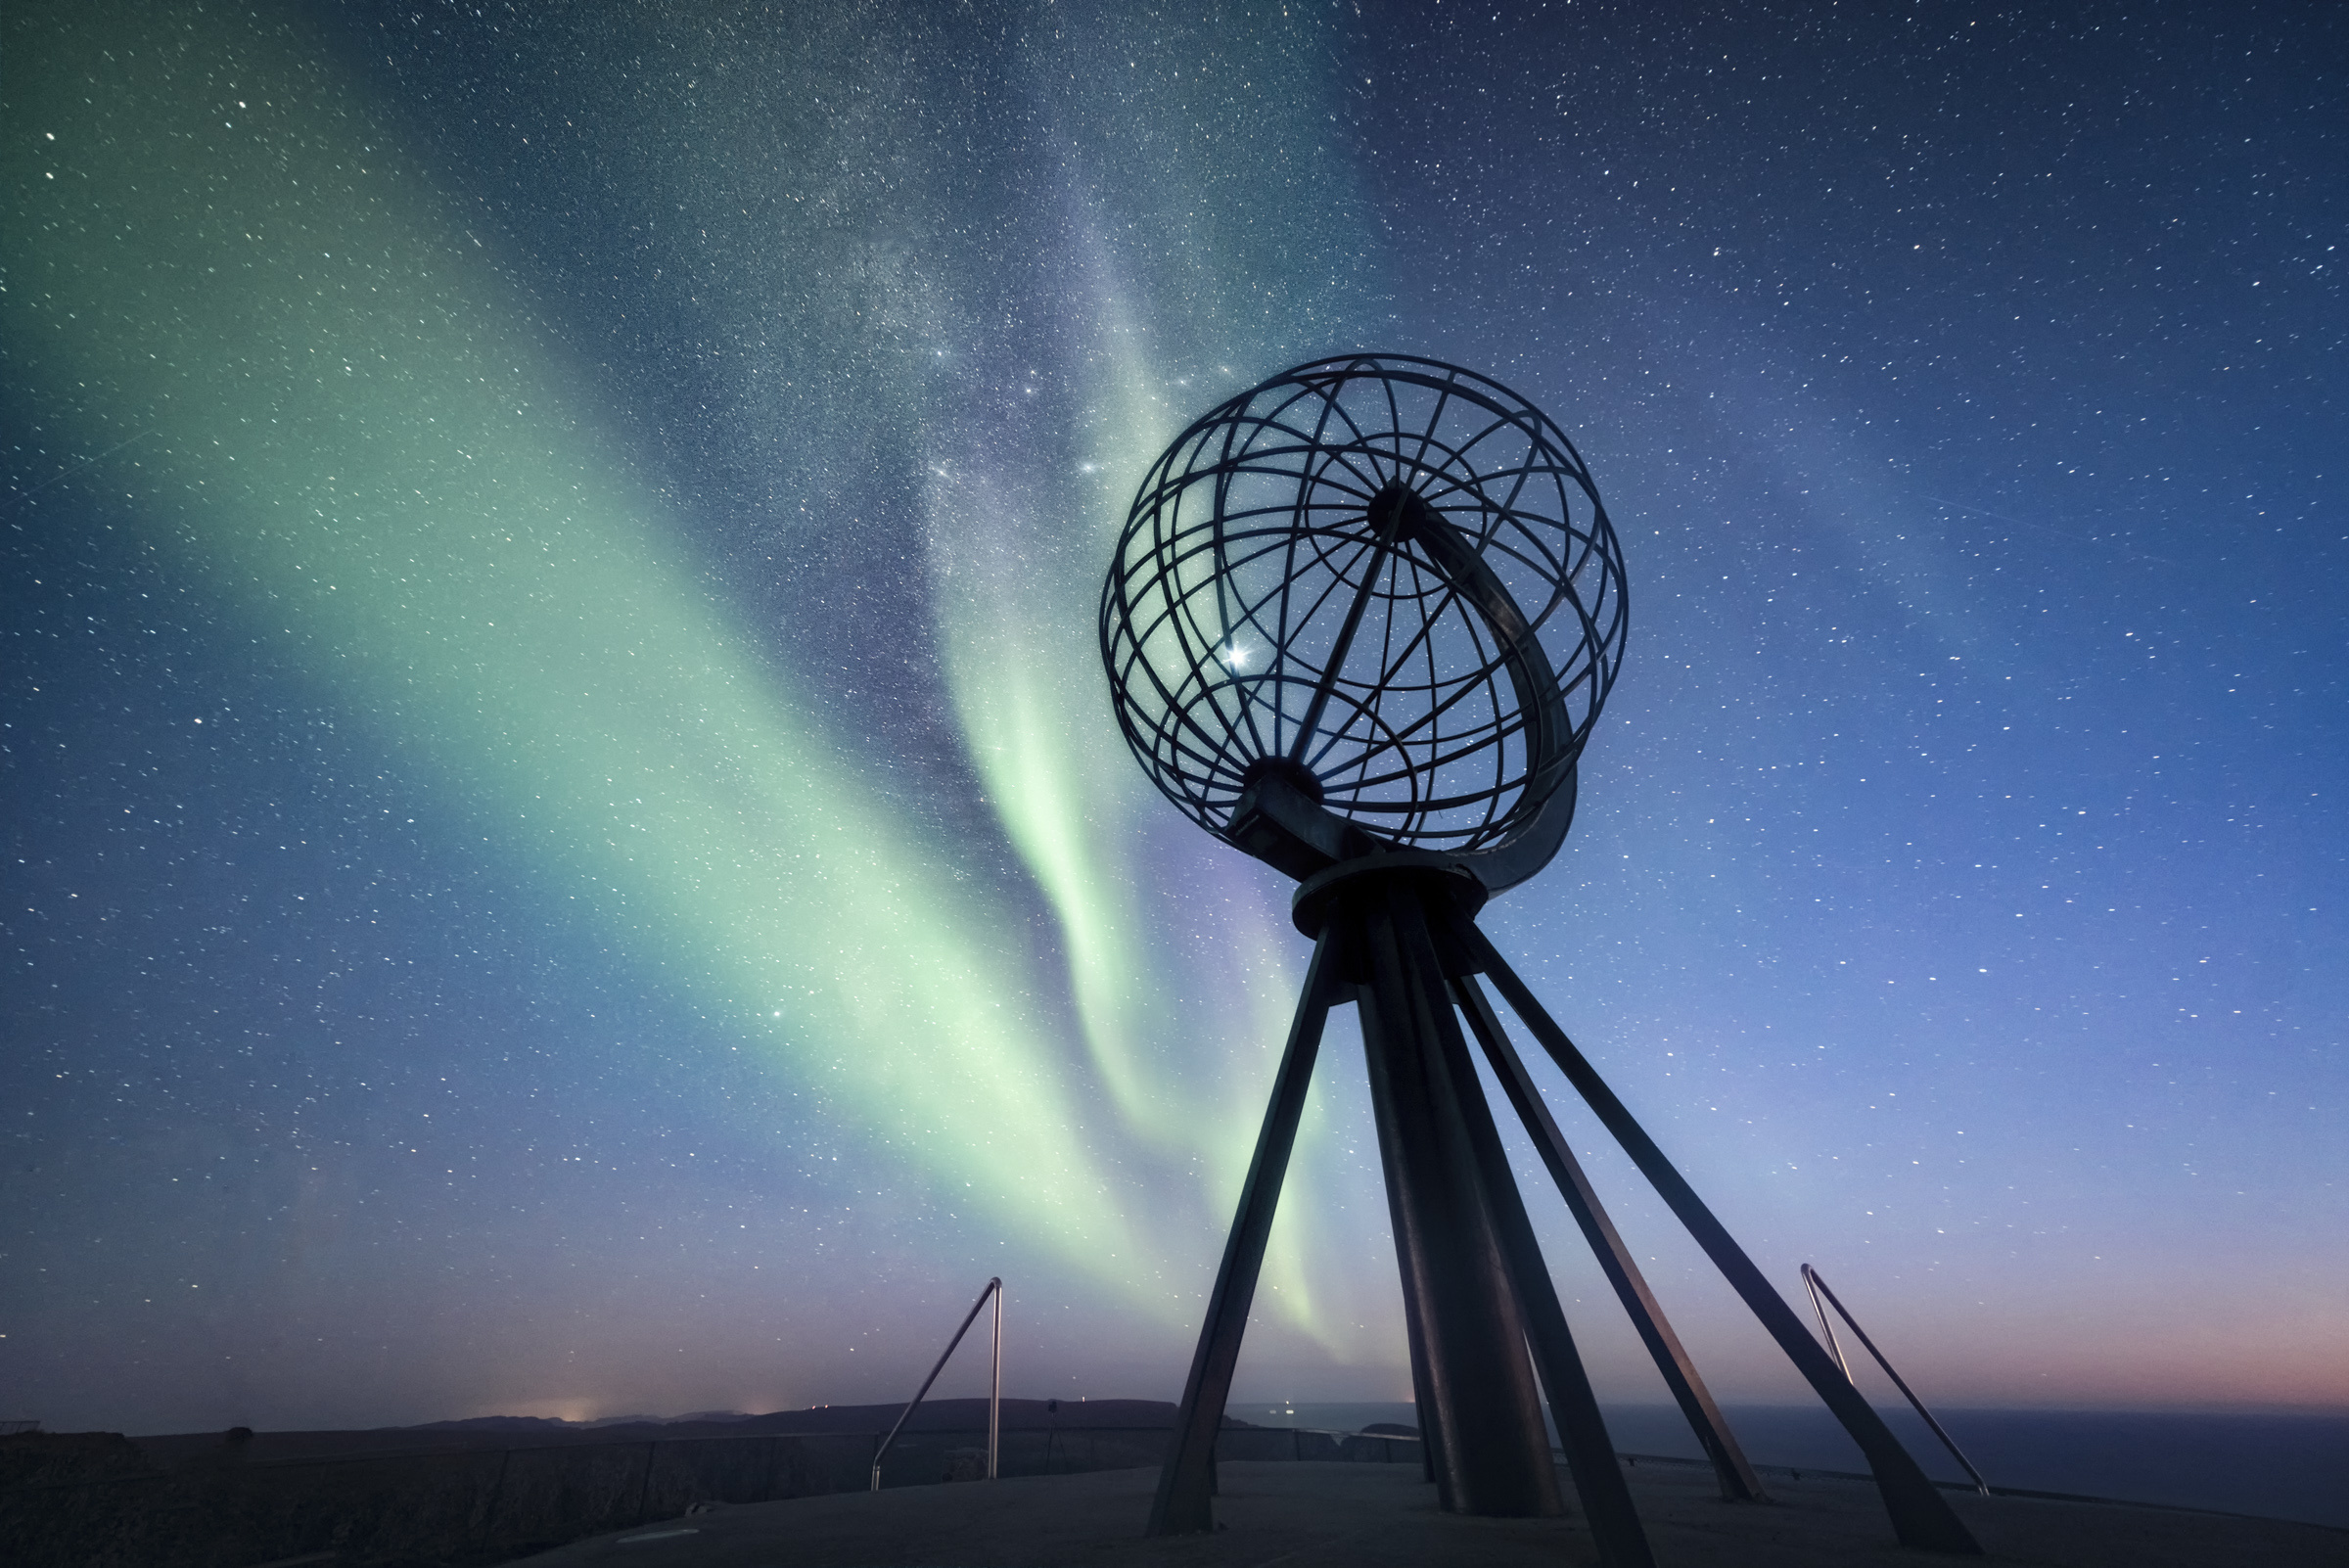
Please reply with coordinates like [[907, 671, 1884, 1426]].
[[116, 1397, 1253, 1470], [412, 1398, 1242, 1441]]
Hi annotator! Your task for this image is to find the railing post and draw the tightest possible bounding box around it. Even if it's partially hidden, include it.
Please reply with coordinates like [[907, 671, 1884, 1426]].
[[1804, 1264, 1855, 1378], [989, 1284, 1003, 1481], [870, 1277, 1003, 1492], [1801, 1265, 1991, 1497]]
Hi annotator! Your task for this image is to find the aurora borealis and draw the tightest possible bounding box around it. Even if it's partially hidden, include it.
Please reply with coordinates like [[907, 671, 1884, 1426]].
[[5, 1, 2343, 1438]]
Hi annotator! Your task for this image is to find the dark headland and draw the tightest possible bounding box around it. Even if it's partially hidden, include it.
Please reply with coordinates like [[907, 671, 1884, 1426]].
[[9, 1400, 2345, 1568]]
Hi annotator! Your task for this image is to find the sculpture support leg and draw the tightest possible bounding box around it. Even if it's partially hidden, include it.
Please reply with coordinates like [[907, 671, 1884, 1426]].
[[1349, 894, 1446, 1493], [1407, 1330, 1440, 1484], [1436, 984, 1657, 1568], [1146, 930, 1341, 1537], [1461, 924, 1983, 1556], [1454, 969, 1770, 1504], [1366, 1072, 1447, 1493], [1355, 879, 1562, 1518], [1359, 964, 1454, 1505]]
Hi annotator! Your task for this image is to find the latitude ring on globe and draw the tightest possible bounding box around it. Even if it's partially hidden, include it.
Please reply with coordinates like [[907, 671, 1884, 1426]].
[[1099, 353, 1629, 893]]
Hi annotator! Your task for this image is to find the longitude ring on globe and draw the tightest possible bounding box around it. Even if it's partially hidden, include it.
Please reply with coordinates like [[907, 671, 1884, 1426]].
[[1099, 353, 1629, 894]]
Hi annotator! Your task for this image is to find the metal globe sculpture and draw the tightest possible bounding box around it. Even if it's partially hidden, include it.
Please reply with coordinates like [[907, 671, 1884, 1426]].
[[1100, 354, 1627, 891], [1115, 355, 1984, 1562]]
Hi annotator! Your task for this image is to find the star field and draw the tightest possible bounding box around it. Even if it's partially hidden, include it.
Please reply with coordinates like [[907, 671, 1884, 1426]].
[[3, 0, 2341, 1435]]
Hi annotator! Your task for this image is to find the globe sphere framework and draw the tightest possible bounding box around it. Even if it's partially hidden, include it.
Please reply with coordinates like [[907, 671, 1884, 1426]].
[[1100, 354, 1628, 880]]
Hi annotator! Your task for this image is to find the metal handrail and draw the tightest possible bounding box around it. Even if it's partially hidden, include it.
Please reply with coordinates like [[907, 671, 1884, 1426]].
[[868, 1277, 1002, 1491], [1800, 1264, 1989, 1496]]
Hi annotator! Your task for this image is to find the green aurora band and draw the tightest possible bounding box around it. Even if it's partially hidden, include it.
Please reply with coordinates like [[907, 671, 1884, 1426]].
[[6, 5, 1156, 1282], [6, 2, 1380, 1338]]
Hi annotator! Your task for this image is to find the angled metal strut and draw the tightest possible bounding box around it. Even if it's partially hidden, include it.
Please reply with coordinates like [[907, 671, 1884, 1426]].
[[1146, 868, 1983, 1561]]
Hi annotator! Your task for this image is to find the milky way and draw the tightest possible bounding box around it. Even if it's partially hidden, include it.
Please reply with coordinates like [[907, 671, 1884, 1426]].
[[5, 1, 2341, 1433]]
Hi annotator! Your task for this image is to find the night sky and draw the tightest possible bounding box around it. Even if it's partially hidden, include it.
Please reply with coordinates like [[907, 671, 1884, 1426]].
[[4, 1, 2341, 1438]]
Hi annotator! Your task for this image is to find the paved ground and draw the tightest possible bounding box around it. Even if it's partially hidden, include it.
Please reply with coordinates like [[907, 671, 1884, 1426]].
[[503, 1459, 2345, 1568]]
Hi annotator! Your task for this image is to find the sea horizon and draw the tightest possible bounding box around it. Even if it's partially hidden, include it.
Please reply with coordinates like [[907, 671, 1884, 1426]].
[[1227, 1401, 2349, 1531]]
